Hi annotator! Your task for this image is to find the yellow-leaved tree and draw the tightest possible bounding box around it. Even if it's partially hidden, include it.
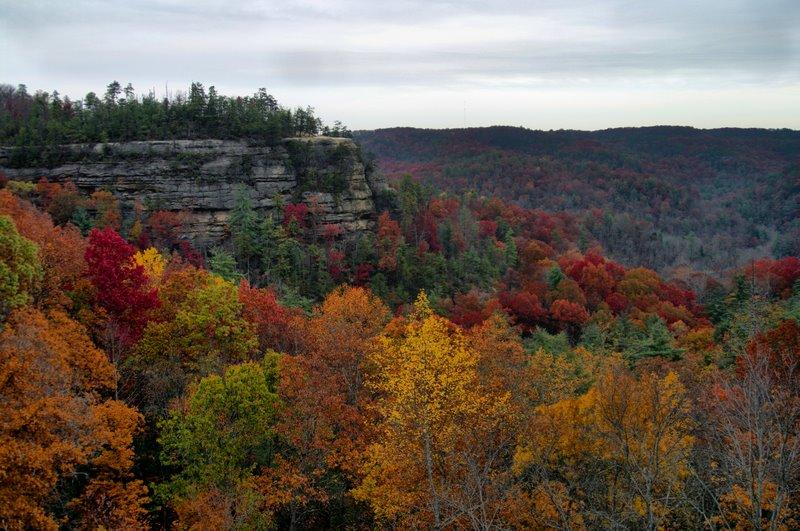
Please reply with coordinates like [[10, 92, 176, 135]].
[[516, 364, 695, 529], [354, 292, 519, 529], [132, 246, 166, 286]]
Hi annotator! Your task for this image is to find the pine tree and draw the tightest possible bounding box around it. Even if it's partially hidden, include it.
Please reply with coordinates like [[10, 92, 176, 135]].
[[209, 248, 242, 282], [547, 265, 566, 290], [104, 81, 122, 105], [630, 316, 683, 361], [503, 229, 518, 268], [229, 187, 260, 281]]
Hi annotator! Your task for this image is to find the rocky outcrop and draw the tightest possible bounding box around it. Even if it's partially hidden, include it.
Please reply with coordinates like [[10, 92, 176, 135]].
[[0, 137, 388, 247]]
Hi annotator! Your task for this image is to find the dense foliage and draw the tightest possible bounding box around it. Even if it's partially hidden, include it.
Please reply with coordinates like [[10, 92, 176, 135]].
[[355, 126, 800, 272], [1, 126, 799, 528], [0, 82, 351, 167]]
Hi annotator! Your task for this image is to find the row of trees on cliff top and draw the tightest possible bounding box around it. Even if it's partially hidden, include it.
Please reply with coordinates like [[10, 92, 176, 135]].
[[0, 81, 352, 166], [2, 172, 800, 528]]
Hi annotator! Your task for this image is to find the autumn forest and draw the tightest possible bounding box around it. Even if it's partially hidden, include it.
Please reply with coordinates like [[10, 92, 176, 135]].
[[1, 83, 800, 531]]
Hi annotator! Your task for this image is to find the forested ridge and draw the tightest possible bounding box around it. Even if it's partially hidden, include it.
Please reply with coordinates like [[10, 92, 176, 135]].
[[0, 82, 351, 168], [1, 85, 800, 529], [355, 126, 800, 273]]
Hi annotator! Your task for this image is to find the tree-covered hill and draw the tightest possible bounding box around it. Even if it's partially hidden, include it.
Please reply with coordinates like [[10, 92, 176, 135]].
[[0, 81, 351, 167], [355, 126, 800, 273], [2, 85, 800, 529]]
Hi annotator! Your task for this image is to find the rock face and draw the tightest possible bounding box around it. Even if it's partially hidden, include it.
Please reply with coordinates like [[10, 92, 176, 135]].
[[0, 137, 387, 247]]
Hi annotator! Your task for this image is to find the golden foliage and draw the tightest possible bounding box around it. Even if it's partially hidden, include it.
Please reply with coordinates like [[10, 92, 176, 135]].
[[516, 365, 694, 528], [0, 308, 147, 529], [355, 292, 518, 528], [133, 247, 166, 285]]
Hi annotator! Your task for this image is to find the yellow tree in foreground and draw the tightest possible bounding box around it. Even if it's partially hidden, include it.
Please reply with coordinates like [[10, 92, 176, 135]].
[[355, 293, 518, 529], [517, 364, 695, 529]]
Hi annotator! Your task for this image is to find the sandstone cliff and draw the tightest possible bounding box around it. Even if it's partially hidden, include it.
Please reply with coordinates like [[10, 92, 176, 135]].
[[0, 137, 387, 246]]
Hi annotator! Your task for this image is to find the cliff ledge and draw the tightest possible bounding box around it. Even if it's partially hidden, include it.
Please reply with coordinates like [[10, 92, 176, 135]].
[[0, 136, 387, 246]]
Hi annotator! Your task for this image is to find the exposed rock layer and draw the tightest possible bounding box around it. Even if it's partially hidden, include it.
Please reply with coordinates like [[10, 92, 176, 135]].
[[0, 137, 386, 246]]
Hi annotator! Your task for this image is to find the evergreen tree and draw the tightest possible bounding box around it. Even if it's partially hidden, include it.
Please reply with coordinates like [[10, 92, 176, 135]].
[[580, 323, 608, 354], [503, 229, 518, 268], [70, 207, 93, 235], [104, 81, 121, 105], [628, 316, 683, 361], [209, 247, 243, 282], [610, 315, 642, 354], [229, 187, 260, 281], [547, 265, 566, 290], [525, 328, 571, 356]]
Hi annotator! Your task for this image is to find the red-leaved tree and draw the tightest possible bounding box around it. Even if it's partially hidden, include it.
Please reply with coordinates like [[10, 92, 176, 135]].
[[85, 227, 159, 353]]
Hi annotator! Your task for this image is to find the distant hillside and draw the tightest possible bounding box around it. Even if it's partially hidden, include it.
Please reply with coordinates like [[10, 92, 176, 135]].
[[355, 126, 800, 273]]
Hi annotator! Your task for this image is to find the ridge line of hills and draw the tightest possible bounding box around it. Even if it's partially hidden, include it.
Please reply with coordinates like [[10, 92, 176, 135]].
[[355, 125, 800, 273]]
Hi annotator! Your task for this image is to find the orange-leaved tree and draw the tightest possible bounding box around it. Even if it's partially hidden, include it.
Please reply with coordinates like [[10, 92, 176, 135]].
[[259, 286, 389, 528], [0, 308, 147, 529]]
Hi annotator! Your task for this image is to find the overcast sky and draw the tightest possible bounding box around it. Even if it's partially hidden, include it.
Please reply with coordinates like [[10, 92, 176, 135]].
[[1, 0, 798, 130]]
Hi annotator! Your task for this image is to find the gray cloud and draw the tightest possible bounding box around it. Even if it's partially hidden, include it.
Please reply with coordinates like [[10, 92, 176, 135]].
[[1, 0, 798, 128]]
